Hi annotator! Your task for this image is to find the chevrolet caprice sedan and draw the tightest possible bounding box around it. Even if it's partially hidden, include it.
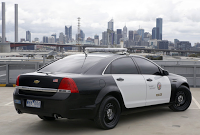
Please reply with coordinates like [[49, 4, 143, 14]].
[[13, 48, 192, 129]]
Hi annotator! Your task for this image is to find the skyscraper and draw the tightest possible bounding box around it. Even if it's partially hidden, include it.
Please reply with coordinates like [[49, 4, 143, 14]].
[[26, 30, 31, 42], [117, 29, 122, 44], [156, 18, 162, 40], [51, 33, 56, 43], [48, 36, 55, 43], [174, 39, 179, 49], [137, 29, 144, 40], [152, 27, 159, 39], [76, 29, 85, 42], [80, 29, 85, 41], [65, 25, 72, 41], [43, 36, 48, 43], [102, 31, 107, 45], [123, 25, 127, 40], [157, 40, 168, 49], [129, 30, 133, 40], [94, 35, 99, 45], [108, 19, 114, 31], [59, 32, 64, 44], [177, 41, 191, 50]]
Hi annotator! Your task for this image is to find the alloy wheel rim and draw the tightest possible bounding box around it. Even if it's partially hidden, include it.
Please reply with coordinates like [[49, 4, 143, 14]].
[[104, 102, 116, 124], [175, 91, 186, 107]]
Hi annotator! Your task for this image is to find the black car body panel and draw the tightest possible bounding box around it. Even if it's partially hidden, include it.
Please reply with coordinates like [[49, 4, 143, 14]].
[[167, 73, 189, 103]]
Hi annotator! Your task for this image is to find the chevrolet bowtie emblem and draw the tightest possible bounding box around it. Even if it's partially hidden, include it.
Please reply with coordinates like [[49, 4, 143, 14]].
[[34, 80, 40, 84]]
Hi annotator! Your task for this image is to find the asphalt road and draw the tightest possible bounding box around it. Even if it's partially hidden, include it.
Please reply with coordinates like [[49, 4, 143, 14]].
[[0, 87, 200, 135]]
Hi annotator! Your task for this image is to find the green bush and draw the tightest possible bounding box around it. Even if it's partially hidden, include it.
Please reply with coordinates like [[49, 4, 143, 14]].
[[189, 54, 198, 57], [46, 55, 54, 59]]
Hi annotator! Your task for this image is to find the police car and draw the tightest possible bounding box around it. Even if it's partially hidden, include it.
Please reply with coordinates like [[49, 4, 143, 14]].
[[13, 48, 192, 129]]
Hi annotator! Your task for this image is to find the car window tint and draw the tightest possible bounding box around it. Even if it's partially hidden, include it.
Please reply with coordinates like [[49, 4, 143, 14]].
[[109, 57, 138, 74], [134, 57, 161, 75], [39, 55, 104, 74]]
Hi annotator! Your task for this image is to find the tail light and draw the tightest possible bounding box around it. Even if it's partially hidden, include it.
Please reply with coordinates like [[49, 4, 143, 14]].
[[58, 78, 79, 93], [16, 75, 20, 86]]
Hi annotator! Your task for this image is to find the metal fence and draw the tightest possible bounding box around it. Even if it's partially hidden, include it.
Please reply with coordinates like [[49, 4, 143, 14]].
[[0, 62, 40, 84], [154, 61, 200, 88], [1, 60, 200, 87]]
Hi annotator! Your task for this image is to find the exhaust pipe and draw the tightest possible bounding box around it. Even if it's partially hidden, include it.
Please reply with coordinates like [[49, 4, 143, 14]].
[[53, 114, 59, 119]]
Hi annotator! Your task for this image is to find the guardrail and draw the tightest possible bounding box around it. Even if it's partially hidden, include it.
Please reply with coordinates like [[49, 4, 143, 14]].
[[0, 62, 41, 84], [154, 61, 200, 88], [1, 60, 200, 87]]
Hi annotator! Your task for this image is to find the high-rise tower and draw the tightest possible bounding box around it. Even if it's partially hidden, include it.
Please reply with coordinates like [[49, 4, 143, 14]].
[[152, 27, 159, 39], [94, 35, 99, 45], [137, 29, 144, 40], [156, 18, 162, 40], [51, 33, 56, 43], [123, 25, 127, 40], [128, 30, 133, 40], [117, 29, 122, 44], [26, 31, 31, 42], [65, 25, 72, 41], [108, 19, 114, 31]]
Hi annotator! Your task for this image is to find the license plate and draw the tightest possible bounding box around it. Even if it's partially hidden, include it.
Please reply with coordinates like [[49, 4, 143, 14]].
[[26, 99, 41, 108], [14, 99, 21, 104]]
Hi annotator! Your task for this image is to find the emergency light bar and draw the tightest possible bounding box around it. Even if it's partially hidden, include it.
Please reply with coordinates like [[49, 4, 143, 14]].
[[85, 48, 127, 53]]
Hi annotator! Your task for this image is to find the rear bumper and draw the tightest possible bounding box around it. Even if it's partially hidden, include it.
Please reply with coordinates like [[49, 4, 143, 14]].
[[13, 88, 98, 119]]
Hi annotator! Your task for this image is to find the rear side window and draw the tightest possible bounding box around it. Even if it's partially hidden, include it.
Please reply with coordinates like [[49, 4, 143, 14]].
[[39, 55, 104, 74], [104, 57, 138, 74], [133, 57, 161, 75]]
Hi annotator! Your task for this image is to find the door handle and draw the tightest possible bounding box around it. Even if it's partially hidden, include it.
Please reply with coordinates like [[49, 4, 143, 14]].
[[116, 78, 124, 81], [147, 78, 153, 82]]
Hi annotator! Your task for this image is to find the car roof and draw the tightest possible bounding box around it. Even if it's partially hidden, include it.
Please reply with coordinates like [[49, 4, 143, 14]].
[[74, 53, 117, 58]]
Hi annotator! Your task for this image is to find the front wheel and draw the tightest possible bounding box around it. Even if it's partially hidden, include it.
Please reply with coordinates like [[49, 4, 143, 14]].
[[95, 96, 121, 130], [169, 85, 192, 111]]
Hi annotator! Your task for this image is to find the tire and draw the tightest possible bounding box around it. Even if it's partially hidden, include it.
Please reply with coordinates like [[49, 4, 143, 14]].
[[95, 96, 121, 130], [38, 115, 55, 121], [169, 85, 192, 111]]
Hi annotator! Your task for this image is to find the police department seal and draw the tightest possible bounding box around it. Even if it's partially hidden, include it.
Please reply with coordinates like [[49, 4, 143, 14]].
[[157, 82, 161, 90]]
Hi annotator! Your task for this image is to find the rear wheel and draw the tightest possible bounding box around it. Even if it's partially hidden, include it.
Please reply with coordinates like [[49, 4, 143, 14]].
[[95, 96, 121, 129], [38, 115, 55, 121], [169, 85, 192, 111]]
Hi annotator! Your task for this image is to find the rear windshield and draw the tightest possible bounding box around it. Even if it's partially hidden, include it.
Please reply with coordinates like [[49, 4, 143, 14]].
[[39, 55, 105, 74]]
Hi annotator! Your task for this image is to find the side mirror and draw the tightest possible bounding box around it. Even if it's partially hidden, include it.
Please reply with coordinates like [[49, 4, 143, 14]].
[[163, 70, 169, 76]]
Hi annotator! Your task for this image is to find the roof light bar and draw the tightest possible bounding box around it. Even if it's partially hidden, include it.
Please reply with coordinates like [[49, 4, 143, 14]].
[[85, 48, 127, 53]]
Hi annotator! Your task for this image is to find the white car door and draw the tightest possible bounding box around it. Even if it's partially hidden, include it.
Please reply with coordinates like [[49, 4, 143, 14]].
[[133, 57, 171, 106], [104, 57, 147, 108]]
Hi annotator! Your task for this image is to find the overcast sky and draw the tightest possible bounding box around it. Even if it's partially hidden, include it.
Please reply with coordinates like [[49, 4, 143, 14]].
[[0, 0, 200, 45]]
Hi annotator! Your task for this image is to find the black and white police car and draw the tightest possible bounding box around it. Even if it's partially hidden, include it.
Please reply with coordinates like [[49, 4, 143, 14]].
[[13, 48, 192, 129]]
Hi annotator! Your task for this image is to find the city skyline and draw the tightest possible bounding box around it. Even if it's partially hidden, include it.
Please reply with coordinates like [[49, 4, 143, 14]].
[[0, 0, 200, 45]]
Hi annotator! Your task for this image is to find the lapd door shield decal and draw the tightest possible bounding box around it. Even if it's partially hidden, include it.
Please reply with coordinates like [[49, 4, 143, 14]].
[[157, 82, 161, 90]]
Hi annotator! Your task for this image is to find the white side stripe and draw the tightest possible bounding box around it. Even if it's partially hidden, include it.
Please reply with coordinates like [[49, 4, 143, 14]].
[[192, 96, 200, 109]]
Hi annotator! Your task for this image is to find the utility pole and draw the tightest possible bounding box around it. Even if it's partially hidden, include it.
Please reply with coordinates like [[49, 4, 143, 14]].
[[2, 2, 5, 43], [76, 17, 82, 51]]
